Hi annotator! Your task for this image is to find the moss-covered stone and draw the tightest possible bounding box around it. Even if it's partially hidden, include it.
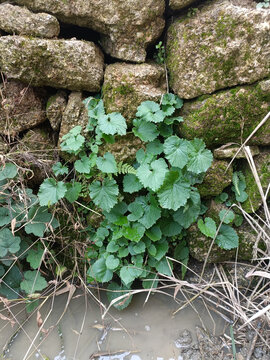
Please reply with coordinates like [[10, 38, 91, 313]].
[[188, 220, 262, 263], [58, 92, 88, 147], [241, 152, 270, 213], [166, 0, 270, 98], [0, 80, 46, 135], [102, 62, 166, 125], [0, 36, 104, 92], [179, 80, 270, 147], [0, 4, 60, 38], [169, 0, 198, 11], [46, 90, 67, 131], [99, 133, 144, 164], [13, 0, 165, 62], [197, 160, 233, 198]]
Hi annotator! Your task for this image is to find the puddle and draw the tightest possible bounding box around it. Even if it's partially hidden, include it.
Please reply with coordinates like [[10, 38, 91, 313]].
[[0, 289, 228, 360]]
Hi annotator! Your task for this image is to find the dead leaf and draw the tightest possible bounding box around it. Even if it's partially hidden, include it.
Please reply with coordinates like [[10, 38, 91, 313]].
[[37, 310, 43, 328], [11, 218, 16, 236], [0, 312, 15, 327]]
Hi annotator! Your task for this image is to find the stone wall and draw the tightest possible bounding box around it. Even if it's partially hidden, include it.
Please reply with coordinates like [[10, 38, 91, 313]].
[[0, 0, 269, 263]]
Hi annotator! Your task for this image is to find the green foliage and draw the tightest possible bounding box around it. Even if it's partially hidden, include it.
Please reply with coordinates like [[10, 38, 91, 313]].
[[154, 41, 165, 65], [256, 1, 269, 8], [232, 171, 248, 202], [0, 163, 59, 306]]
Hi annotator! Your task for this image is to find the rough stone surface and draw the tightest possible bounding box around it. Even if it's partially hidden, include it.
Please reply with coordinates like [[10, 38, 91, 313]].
[[13, 0, 165, 62], [188, 220, 260, 263], [214, 144, 260, 159], [103, 62, 166, 125], [58, 92, 88, 146], [15, 126, 55, 185], [197, 160, 233, 198], [99, 133, 144, 164], [169, 0, 198, 11], [0, 81, 46, 135], [167, 0, 270, 99], [241, 151, 270, 213], [0, 4, 60, 38], [46, 91, 67, 131], [0, 36, 104, 92], [179, 80, 270, 147]]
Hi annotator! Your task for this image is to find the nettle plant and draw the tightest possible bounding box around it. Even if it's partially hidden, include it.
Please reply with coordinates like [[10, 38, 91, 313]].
[[36, 93, 239, 308], [0, 163, 58, 309]]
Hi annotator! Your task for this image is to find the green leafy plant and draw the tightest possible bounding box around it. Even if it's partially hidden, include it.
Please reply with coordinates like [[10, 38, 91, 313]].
[[154, 41, 166, 65], [256, 1, 269, 8], [37, 94, 215, 306], [0, 162, 58, 307]]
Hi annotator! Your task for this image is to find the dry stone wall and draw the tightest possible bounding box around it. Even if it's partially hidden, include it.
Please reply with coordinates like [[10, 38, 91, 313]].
[[0, 0, 269, 263]]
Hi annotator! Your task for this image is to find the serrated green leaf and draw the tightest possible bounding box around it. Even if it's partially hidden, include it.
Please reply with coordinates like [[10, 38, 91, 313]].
[[132, 241, 146, 254], [234, 214, 243, 227], [0, 163, 17, 181], [164, 136, 189, 168], [120, 265, 142, 286], [216, 224, 239, 250], [122, 224, 145, 243], [20, 270, 47, 295], [157, 171, 191, 211], [89, 178, 119, 212], [104, 202, 128, 225], [87, 258, 113, 283], [0, 265, 22, 299], [65, 182, 82, 203], [98, 112, 127, 135], [147, 243, 157, 257], [123, 174, 143, 194], [187, 138, 213, 174], [137, 196, 161, 229], [154, 240, 169, 261], [107, 282, 133, 310], [74, 155, 91, 174], [158, 123, 173, 138], [136, 100, 165, 123], [52, 162, 68, 176], [38, 179, 67, 206], [173, 190, 201, 229], [96, 152, 117, 174], [26, 245, 44, 270], [219, 209, 235, 224], [155, 258, 172, 276], [118, 247, 129, 258], [106, 241, 119, 253], [158, 217, 183, 236], [197, 217, 217, 239], [0, 228, 21, 257], [105, 255, 120, 270], [232, 172, 248, 202], [146, 139, 163, 156], [0, 208, 11, 226], [137, 158, 168, 191], [174, 242, 189, 261], [127, 202, 144, 222], [132, 118, 159, 142], [145, 225, 162, 242], [24, 206, 58, 237], [60, 126, 85, 154]]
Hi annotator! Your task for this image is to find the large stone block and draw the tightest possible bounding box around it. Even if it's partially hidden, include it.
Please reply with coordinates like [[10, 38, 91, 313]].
[[0, 36, 104, 92], [103, 62, 166, 125], [13, 0, 165, 62], [167, 0, 270, 98], [0, 4, 60, 38]]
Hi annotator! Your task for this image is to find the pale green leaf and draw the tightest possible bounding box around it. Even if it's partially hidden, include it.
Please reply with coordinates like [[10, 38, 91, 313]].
[[157, 171, 191, 211], [107, 282, 133, 310], [136, 100, 165, 123], [123, 174, 143, 193], [65, 182, 82, 203], [20, 270, 47, 295], [173, 190, 201, 228], [155, 258, 172, 276], [145, 225, 162, 242], [187, 138, 213, 174], [74, 155, 91, 174], [216, 224, 239, 250], [26, 245, 44, 270], [197, 217, 217, 239], [52, 162, 68, 176], [0, 208, 11, 226], [105, 255, 120, 270], [98, 112, 127, 135], [219, 209, 235, 224], [96, 152, 117, 173], [87, 258, 113, 283], [120, 265, 142, 286], [132, 119, 159, 142], [164, 136, 189, 168], [89, 178, 119, 212], [38, 179, 67, 206], [136, 158, 168, 191], [0, 229, 21, 257], [0, 163, 17, 180]]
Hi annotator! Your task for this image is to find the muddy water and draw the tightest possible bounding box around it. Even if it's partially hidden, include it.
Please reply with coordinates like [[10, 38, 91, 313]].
[[0, 289, 228, 360]]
